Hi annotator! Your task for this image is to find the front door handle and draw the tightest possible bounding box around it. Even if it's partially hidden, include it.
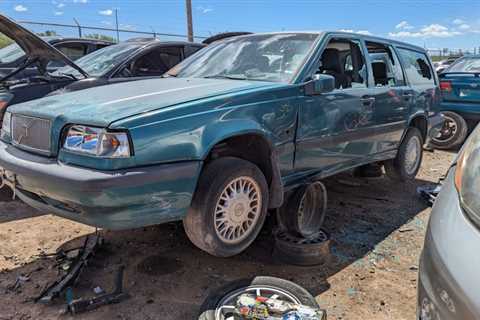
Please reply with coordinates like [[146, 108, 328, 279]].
[[361, 96, 376, 106]]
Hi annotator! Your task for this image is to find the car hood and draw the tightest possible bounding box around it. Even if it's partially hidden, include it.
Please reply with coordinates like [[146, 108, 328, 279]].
[[8, 77, 284, 127], [0, 15, 87, 79]]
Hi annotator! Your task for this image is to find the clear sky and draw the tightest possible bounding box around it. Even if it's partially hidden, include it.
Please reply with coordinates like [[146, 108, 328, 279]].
[[1, 0, 479, 51]]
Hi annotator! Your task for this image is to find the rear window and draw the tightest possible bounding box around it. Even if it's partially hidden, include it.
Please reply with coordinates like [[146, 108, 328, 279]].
[[447, 57, 480, 73], [397, 48, 434, 85]]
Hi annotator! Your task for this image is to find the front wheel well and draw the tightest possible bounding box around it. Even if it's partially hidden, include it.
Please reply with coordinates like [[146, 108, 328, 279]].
[[409, 116, 428, 142], [204, 134, 283, 208]]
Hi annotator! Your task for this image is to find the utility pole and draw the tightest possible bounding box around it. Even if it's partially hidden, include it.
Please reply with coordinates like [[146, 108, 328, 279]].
[[73, 18, 82, 38], [115, 8, 120, 43], [185, 0, 194, 42]]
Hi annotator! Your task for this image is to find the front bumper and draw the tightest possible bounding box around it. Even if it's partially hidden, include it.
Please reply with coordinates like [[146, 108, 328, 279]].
[[417, 168, 480, 319], [0, 141, 202, 229]]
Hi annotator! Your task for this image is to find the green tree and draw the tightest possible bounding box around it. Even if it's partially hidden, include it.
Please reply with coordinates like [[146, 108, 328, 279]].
[[37, 30, 58, 37], [0, 34, 13, 48]]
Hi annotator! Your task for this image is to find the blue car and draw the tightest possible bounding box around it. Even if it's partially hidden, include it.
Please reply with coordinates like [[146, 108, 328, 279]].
[[431, 55, 480, 149]]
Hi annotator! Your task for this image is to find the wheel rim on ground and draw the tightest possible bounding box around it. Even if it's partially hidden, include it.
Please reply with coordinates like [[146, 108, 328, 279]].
[[433, 115, 457, 143], [214, 285, 301, 319], [297, 182, 327, 236], [405, 135, 422, 175], [214, 176, 262, 244]]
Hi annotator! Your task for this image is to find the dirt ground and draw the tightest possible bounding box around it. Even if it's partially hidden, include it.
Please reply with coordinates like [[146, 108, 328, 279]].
[[0, 150, 456, 320]]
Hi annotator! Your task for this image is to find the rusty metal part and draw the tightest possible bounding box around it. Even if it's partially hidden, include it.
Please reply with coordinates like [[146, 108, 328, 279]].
[[35, 234, 100, 304]]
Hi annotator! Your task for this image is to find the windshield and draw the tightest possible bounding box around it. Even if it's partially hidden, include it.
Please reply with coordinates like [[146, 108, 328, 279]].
[[53, 42, 141, 77], [169, 33, 319, 83], [447, 57, 480, 73]]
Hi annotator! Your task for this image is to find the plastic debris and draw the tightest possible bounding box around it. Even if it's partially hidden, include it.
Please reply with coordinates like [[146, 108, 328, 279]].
[[93, 286, 105, 295], [235, 293, 326, 319]]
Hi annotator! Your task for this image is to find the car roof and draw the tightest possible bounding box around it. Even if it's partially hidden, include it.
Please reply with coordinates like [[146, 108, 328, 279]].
[[46, 37, 114, 45], [228, 31, 427, 53]]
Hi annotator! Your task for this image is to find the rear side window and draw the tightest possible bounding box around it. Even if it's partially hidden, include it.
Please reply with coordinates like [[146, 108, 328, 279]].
[[184, 45, 204, 57], [366, 41, 405, 87], [397, 48, 434, 85], [447, 57, 480, 73]]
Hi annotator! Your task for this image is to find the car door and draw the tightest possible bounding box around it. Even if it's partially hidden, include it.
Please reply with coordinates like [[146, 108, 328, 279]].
[[396, 47, 437, 137], [294, 36, 378, 176], [365, 42, 410, 153]]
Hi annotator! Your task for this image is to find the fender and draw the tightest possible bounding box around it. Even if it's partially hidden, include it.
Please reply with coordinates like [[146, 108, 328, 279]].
[[200, 120, 284, 209]]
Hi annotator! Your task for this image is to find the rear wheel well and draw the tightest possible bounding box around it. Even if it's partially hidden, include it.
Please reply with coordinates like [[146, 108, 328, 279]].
[[410, 116, 427, 143], [204, 134, 283, 208]]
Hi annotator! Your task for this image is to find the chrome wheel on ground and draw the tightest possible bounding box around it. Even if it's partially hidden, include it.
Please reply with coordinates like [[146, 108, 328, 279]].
[[431, 111, 468, 150], [214, 177, 262, 244], [198, 276, 320, 320]]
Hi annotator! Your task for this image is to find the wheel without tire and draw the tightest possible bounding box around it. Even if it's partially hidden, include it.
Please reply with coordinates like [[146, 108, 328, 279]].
[[273, 229, 331, 266], [385, 127, 423, 181], [431, 111, 468, 150], [277, 182, 327, 238], [183, 157, 269, 257], [198, 276, 319, 320]]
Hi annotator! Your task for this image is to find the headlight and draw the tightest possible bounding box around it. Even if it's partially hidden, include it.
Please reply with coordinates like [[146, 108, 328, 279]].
[[63, 125, 131, 158], [455, 125, 480, 225], [1, 111, 11, 135]]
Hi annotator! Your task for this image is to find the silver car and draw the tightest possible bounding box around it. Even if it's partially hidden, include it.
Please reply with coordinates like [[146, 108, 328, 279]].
[[418, 125, 480, 319]]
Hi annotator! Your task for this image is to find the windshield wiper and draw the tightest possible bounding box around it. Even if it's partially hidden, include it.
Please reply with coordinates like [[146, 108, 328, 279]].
[[203, 74, 248, 80], [53, 72, 79, 81]]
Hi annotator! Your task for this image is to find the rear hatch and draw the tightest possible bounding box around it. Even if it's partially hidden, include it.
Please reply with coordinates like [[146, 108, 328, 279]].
[[440, 56, 480, 104]]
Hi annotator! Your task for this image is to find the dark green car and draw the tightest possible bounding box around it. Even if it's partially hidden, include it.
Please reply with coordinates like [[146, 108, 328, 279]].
[[0, 32, 443, 257]]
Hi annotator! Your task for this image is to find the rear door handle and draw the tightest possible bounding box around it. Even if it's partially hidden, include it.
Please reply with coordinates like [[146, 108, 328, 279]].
[[361, 96, 376, 106]]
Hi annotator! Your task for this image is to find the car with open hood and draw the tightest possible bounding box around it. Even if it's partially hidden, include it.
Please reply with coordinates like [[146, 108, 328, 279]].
[[0, 31, 443, 257], [0, 15, 205, 119], [0, 35, 112, 80]]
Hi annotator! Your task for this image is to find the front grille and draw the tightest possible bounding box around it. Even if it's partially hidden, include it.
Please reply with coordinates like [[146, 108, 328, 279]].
[[11, 114, 52, 154]]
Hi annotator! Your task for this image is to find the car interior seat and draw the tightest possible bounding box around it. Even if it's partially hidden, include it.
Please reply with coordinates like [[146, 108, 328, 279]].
[[372, 61, 388, 86], [320, 48, 350, 89]]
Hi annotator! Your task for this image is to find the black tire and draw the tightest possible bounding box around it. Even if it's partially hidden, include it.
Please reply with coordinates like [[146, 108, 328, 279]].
[[183, 157, 269, 257], [277, 182, 327, 238], [273, 229, 331, 266], [385, 127, 423, 181], [198, 276, 319, 320], [431, 111, 468, 150]]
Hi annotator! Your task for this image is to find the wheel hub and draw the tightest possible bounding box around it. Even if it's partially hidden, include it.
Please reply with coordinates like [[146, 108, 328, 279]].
[[214, 177, 262, 244]]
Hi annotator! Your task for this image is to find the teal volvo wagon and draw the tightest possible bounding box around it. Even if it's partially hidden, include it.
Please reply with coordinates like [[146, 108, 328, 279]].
[[0, 32, 443, 257]]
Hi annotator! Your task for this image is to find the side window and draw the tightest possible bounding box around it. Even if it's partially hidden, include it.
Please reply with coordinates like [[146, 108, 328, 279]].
[[48, 43, 87, 69], [117, 46, 183, 77], [56, 43, 87, 61], [184, 45, 204, 57], [317, 38, 367, 89], [366, 41, 404, 87], [397, 48, 434, 85]]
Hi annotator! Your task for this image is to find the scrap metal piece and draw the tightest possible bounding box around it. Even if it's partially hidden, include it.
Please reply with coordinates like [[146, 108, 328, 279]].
[[68, 265, 129, 314], [417, 183, 442, 207], [35, 234, 100, 304]]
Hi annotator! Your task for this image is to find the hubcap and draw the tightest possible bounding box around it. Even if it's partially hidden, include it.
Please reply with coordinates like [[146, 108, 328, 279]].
[[214, 286, 301, 320], [433, 115, 458, 143], [405, 136, 421, 175], [214, 177, 262, 244]]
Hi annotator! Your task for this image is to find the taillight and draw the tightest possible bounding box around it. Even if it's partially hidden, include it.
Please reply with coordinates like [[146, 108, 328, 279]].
[[440, 81, 452, 93]]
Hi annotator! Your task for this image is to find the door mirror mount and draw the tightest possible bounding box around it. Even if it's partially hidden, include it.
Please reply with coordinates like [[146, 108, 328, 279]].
[[305, 74, 335, 95]]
